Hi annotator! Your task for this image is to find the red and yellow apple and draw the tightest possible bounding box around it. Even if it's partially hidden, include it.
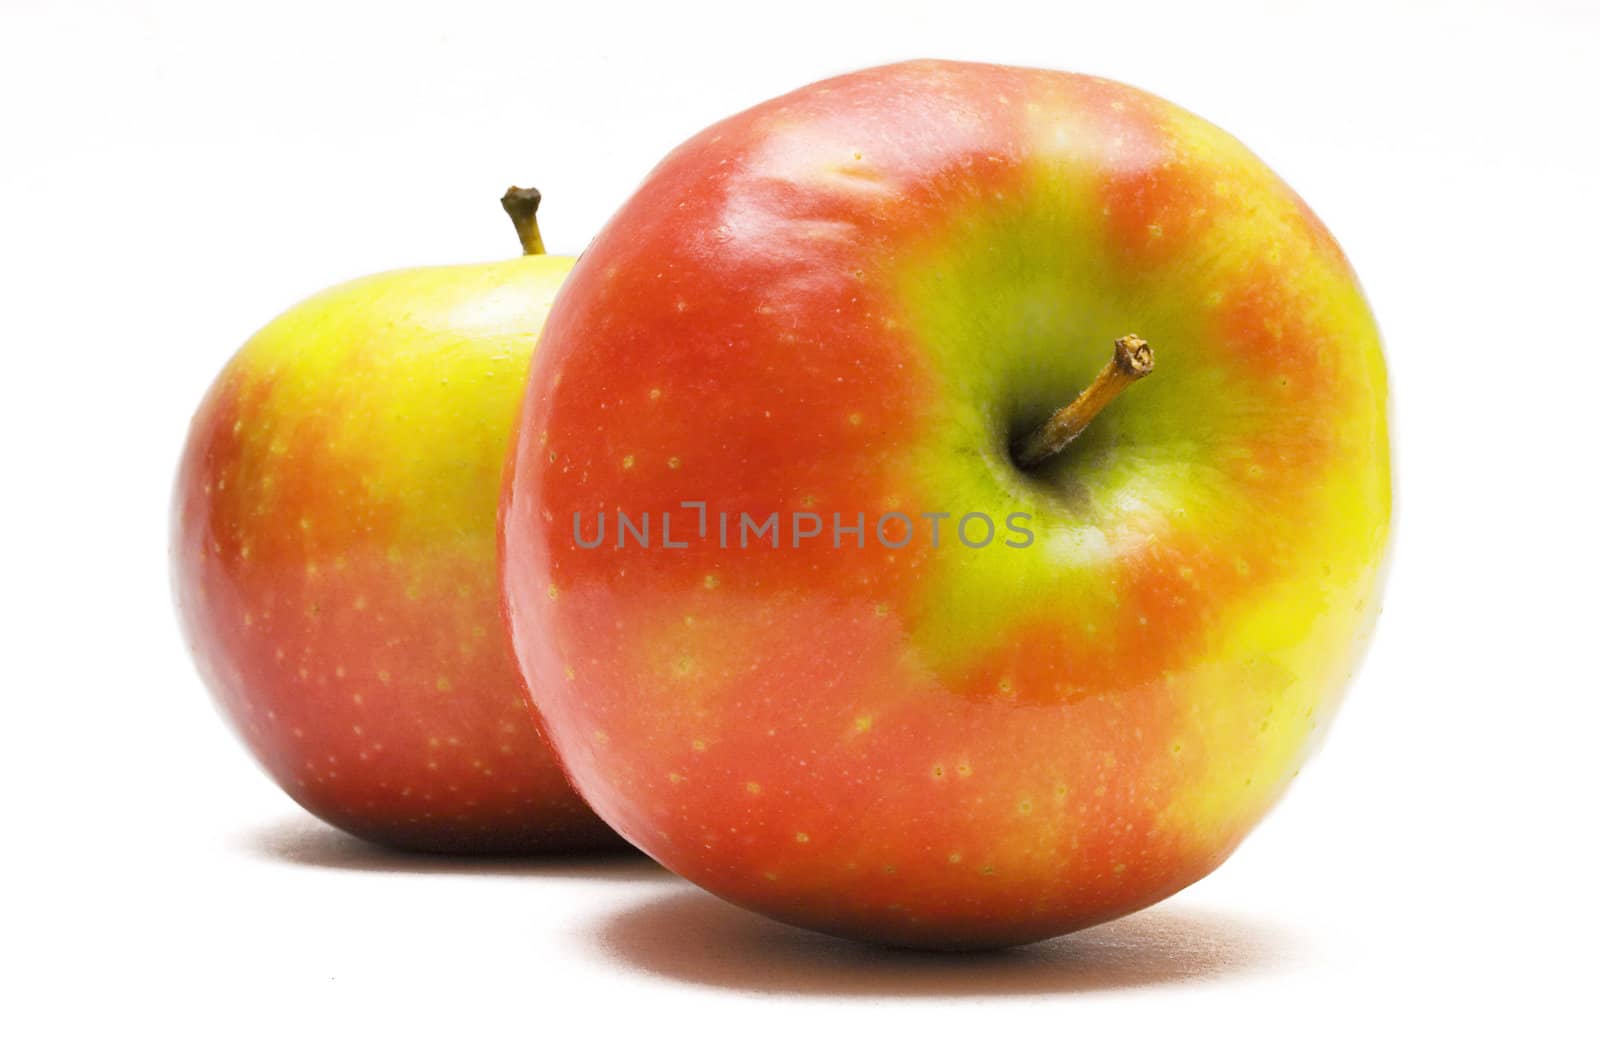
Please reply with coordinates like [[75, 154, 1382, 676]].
[[502, 62, 1390, 945], [174, 190, 617, 853]]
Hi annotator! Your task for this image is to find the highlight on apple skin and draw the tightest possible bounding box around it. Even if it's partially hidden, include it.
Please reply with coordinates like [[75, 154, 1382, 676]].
[[502, 61, 1391, 946], [172, 191, 619, 853]]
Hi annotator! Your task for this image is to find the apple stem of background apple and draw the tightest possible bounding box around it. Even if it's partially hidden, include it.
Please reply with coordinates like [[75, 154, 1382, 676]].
[[1012, 334, 1154, 469], [501, 186, 546, 255]]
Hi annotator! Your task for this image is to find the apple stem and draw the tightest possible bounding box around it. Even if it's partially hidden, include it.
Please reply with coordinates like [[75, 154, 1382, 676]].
[[1012, 334, 1154, 469], [501, 186, 547, 256]]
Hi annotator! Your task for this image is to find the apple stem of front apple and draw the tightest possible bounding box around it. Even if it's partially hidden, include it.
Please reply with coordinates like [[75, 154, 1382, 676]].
[[1012, 334, 1154, 470], [500, 186, 547, 256]]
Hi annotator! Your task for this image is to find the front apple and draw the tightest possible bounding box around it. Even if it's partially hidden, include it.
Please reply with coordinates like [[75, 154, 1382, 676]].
[[503, 62, 1390, 947]]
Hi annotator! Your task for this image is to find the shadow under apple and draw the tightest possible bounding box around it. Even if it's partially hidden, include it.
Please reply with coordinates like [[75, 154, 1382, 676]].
[[243, 814, 668, 883], [591, 887, 1305, 997]]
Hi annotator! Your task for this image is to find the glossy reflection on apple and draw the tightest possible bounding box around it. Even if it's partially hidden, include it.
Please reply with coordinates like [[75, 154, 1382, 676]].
[[503, 62, 1391, 946]]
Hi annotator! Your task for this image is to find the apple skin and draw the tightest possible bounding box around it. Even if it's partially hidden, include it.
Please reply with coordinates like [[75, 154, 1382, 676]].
[[504, 61, 1390, 945], [174, 246, 619, 853]]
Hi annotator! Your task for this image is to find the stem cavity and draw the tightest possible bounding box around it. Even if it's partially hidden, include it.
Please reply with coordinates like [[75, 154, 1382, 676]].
[[1012, 334, 1154, 470]]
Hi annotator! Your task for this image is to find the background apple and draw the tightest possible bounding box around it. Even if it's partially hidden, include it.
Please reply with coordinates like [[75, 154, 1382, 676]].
[[173, 189, 617, 853], [503, 61, 1390, 945]]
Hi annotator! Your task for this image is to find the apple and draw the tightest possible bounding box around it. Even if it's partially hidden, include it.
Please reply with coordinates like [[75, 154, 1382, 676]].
[[174, 189, 618, 853], [503, 61, 1390, 946]]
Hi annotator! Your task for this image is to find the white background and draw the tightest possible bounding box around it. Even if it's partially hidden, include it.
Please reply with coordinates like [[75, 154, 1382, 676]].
[[4, 0, 1597, 1044]]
